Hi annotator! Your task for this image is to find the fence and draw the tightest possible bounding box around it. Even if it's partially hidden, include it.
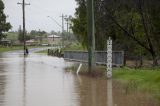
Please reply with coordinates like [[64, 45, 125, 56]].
[[64, 51, 124, 66]]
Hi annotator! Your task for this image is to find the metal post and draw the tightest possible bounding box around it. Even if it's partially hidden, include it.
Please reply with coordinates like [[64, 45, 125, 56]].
[[87, 0, 95, 73]]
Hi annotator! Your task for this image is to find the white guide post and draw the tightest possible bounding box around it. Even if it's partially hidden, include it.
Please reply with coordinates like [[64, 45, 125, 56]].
[[107, 37, 112, 78]]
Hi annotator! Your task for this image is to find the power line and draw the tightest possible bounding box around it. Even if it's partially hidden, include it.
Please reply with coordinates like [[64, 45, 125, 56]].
[[47, 16, 62, 28]]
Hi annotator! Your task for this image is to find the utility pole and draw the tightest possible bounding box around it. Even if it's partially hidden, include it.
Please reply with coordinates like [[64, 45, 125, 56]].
[[66, 18, 69, 41], [87, 0, 95, 73], [65, 16, 72, 42], [18, 0, 30, 55], [60, 14, 67, 48], [65, 17, 69, 41]]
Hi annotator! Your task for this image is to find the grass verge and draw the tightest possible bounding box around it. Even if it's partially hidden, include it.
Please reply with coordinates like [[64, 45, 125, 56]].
[[0, 46, 23, 53], [113, 67, 160, 100], [62, 42, 86, 52], [35, 49, 48, 54]]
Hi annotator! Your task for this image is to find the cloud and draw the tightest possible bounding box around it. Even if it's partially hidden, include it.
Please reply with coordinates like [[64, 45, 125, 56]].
[[3, 0, 77, 32]]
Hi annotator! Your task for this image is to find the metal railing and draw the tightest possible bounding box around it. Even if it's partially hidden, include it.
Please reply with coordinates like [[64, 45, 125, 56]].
[[64, 51, 124, 66]]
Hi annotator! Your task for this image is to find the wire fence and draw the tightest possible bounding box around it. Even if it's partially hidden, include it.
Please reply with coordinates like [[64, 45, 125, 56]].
[[64, 51, 124, 66]]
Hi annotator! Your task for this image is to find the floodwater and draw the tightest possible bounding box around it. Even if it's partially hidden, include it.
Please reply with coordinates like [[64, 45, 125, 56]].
[[0, 51, 159, 106]]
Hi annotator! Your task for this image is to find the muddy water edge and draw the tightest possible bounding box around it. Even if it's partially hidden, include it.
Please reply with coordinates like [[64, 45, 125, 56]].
[[0, 52, 159, 106]]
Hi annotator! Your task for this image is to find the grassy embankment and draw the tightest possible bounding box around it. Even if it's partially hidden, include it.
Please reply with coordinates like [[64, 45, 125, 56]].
[[36, 49, 48, 54], [36, 42, 86, 54], [0, 46, 23, 53], [113, 67, 160, 99], [0, 45, 46, 53], [61, 42, 86, 51]]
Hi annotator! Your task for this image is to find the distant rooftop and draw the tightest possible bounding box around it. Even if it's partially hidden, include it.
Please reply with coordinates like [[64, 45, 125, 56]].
[[48, 35, 61, 38]]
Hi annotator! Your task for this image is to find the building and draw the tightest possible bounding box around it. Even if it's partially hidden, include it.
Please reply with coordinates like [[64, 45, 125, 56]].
[[0, 39, 11, 46], [47, 35, 62, 45], [26, 39, 38, 46]]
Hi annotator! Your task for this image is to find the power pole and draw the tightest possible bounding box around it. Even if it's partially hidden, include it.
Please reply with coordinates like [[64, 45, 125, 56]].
[[65, 16, 72, 42], [18, 0, 30, 55], [60, 14, 67, 48], [66, 18, 69, 41], [65, 17, 69, 41], [87, 0, 95, 73]]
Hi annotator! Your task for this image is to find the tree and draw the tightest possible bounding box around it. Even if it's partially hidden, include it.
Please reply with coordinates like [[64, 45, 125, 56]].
[[71, 0, 87, 48], [0, 0, 11, 40], [104, 0, 160, 66], [72, 0, 160, 66]]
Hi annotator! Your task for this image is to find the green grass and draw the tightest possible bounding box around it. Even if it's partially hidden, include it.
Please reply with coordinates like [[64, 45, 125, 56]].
[[113, 67, 160, 100], [0, 45, 46, 53], [0, 46, 23, 53], [35, 49, 48, 54], [62, 42, 86, 51]]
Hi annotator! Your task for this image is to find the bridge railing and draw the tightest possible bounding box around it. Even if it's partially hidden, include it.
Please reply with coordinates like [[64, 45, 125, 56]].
[[64, 51, 124, 66]]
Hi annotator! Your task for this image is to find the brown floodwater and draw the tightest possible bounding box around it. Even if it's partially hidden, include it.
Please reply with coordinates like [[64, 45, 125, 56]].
[[0, 52, 159, 106]]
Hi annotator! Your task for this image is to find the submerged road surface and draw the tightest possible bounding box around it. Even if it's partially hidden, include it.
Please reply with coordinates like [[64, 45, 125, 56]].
[[0, 51, 159, 106]]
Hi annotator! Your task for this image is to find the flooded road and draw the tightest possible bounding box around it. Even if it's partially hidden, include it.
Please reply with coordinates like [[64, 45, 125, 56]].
[[0, 52, 159, 106]]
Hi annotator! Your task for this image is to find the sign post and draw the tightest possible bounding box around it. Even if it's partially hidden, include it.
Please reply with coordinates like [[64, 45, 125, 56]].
[[107, 37, 112, 78]]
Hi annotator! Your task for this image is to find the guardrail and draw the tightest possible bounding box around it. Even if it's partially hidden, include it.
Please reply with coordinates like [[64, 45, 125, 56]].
[[64, 51, 124, 66]]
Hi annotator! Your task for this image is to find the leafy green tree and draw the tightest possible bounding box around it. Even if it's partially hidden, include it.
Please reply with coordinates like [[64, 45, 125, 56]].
[[0, 0, 11, 40], [72, 0, 160, 66], [71, 0, 87, 48]]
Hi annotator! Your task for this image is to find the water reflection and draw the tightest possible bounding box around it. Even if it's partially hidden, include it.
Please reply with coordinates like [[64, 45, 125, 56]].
[[0, 66, 6, 106], [23, 57, 27, 106], [0, 52, 159, 106], [107, 79, 113, 106], [75, 75, 109, 106], [74, 75, 159, 106]]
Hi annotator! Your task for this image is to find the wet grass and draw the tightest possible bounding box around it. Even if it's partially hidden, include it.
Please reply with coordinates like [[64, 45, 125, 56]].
[[0, 46, 23, 53], [113, 67, 160, 100], [0, 46, 46, 53], [62, 42, 86, 52], [35, 49, 48, 54]]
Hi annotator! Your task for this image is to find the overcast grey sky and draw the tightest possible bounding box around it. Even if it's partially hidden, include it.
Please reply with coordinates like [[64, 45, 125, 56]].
[[3, 0, 77, 32]]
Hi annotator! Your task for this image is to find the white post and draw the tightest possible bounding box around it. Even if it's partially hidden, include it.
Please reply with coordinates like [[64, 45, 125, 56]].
[[107, 37, 112, 78]]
